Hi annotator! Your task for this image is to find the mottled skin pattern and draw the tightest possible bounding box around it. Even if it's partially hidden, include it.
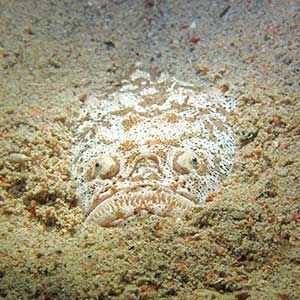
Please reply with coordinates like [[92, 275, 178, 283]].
[[72, 69, 236, 226]]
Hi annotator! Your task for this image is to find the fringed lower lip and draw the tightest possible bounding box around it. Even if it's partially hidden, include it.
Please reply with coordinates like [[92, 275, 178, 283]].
[[84, 187, 198, 227]]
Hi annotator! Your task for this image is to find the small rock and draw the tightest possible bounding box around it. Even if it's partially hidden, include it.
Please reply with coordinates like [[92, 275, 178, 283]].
[[8, 153, 27, 164], [235, 291, 250, 300], [0, 48, 9, 58], [53, 114, 67, 123], [104, 41, 115, 51], [114, 252, 125, 259], [195, 65, 209, 75], [232, 210, 247, 220], [239, 129, 259, 147]]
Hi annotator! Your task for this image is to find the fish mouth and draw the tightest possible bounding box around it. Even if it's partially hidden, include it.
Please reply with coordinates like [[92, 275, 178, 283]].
[[84, 185, 199, 227]]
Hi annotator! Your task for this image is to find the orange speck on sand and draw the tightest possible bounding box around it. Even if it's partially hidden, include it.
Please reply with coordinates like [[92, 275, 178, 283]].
[[268, 216, 275, 224], [108, 53, 115, 61], [44, 292, 52, 300], [177, 263, 186, 272], [190, 36, 201, 43], [30, 200, 37, 217], [247, 56, 255, 63], [180, 25, 189, 30], [263, 66, 271, 76], [195, 65, 210, 75], [291, 214, 299, 222], [140, 286, 148, 293], [206, 195, 214, 202], [278, 293, 288, 299]]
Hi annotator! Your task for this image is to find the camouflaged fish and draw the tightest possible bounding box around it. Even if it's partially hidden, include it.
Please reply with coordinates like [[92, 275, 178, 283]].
[[72, 68, 236, 226]]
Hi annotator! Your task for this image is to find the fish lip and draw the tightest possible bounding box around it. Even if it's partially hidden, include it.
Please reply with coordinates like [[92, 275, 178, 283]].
[[84, 183, 198, 225], [86, 183, 197, 214]]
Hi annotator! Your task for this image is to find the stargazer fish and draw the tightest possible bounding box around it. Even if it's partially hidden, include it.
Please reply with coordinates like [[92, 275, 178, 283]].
[[72, 68, 236, 226]]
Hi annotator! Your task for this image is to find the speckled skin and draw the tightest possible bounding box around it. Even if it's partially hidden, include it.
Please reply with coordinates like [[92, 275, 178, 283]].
[[72, 69, 236, 226]]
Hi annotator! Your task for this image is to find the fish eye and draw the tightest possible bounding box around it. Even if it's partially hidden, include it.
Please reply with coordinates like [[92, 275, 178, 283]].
[[173, 151, 207, 175], [85, 155, 119, 180], [191, 156, 198, 166]]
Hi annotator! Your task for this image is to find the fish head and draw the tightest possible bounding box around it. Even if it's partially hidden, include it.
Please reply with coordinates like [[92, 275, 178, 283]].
[[72, 70, 236, 226]]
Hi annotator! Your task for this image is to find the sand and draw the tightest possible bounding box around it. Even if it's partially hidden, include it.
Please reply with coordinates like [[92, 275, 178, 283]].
[[0, 0, 299, 299]]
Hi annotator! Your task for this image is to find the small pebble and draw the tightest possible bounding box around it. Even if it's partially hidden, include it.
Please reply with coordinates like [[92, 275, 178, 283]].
[[231, 211, 247, 220], [8, 153, 27, 164]]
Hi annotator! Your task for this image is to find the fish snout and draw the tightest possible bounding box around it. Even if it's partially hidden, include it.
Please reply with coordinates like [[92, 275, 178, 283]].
[[129, 153, 163, 181]]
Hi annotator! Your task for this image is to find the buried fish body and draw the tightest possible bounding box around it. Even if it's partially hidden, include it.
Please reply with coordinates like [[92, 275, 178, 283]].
[[72, 69, 236, 226]]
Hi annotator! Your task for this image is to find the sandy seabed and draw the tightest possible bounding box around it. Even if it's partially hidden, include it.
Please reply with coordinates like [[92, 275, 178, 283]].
[[0, 0, 300, 299]]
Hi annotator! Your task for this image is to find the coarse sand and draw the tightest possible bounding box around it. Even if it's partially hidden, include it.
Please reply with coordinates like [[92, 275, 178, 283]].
[[0, 0, 300, 299]]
